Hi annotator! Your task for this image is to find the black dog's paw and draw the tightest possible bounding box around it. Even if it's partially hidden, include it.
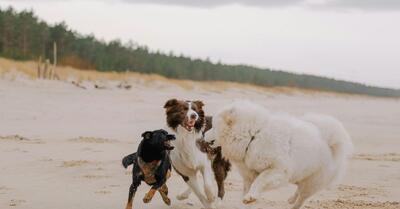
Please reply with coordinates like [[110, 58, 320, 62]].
[[143, 189, 156, 203], [162, 196, 171, 206]]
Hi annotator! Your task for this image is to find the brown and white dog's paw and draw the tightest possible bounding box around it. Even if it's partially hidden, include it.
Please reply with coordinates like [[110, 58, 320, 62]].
[[242, 193, 258, 204], [176, 193, 189, 200]]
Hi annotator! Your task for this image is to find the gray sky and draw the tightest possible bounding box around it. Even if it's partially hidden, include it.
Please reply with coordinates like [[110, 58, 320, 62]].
[[1, 0, 400, 88]]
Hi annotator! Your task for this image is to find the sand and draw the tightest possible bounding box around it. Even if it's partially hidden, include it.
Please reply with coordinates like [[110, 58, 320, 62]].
[[0, 73, 399, 209]]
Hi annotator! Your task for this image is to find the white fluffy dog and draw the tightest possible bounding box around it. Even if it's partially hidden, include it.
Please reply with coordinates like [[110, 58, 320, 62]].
[[205, 101, 353, 209]]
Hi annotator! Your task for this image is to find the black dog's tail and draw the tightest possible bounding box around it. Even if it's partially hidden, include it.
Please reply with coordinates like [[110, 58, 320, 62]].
[[122, 153, 137, 168]]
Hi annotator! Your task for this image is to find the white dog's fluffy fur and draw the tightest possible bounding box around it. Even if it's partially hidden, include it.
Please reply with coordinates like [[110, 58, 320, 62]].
[[205, 101, 353, 209]]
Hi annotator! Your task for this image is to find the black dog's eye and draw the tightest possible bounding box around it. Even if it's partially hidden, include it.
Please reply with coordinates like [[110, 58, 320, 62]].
[[184, 107, 189, 110]]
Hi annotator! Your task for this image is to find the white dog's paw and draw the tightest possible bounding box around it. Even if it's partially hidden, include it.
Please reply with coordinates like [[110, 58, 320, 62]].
[[207, 201, 217, 209], [176, 193, 189, 200], [206, 194, 216, 203], [243, 193, 258, 204], [215, 197, 222, 205], [287, 195, 297, 204]]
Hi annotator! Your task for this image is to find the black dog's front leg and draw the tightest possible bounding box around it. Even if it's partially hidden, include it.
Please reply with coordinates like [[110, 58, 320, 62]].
[[143, 179, 166, 204], [158, 183, 171, 205], [125, 182, 140, 209], [143, 167, 170, 204], [125, 169, 142, 209]]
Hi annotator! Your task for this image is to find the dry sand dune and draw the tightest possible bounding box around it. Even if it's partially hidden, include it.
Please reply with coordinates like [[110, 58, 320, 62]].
[[1, 60, 400, 209]]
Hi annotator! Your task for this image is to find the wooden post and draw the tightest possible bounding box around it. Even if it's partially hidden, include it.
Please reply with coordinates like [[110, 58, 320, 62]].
[[52, 42, 58, 80], [37, 56, 42, 79], [44, 59, 50, 79]]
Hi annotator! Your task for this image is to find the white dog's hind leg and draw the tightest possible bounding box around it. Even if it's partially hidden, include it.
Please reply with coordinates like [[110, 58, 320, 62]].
[[176, 187, 191, 200], [243, 169, 288, 204], [287, 187, 299, 204], [290, 188, 314, 209], [236, 163, 257, 195], [291, 174, 321, 209]]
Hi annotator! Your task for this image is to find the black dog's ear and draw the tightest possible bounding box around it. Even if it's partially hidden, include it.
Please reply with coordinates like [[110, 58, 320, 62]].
[[141, 131, 153, 140], [167, 134, 176, 140], [159, 129, 168, 135], [164, 99, 178, 109]]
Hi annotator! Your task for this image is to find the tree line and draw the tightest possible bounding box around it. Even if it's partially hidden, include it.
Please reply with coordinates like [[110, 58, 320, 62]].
[[1, 6, 399, 97]]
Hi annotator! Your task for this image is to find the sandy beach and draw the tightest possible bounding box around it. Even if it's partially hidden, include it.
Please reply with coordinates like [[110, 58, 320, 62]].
[[1, 70, 399, 209]]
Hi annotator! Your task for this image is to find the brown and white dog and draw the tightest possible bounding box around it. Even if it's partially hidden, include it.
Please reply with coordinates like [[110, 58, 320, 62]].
[[163, 99, 230, 209]]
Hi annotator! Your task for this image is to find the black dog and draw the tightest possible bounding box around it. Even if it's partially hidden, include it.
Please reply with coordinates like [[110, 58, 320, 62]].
[[122, 129, 175, 209]]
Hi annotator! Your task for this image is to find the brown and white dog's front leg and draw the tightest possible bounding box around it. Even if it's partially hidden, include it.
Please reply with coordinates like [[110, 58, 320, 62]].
[[186, 174, 214, 209], [201, 164, 217, 203]]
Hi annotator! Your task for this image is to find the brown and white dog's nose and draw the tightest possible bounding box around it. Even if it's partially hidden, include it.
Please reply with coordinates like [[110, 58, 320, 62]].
[[190, 113, 197, 120]]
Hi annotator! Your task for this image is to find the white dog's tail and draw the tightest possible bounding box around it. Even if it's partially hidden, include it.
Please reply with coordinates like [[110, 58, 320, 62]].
[[303, 114, 354, 186]]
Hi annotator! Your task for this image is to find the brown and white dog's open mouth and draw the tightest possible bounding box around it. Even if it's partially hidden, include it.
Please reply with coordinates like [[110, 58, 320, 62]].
[[184, 119, 196, 132]]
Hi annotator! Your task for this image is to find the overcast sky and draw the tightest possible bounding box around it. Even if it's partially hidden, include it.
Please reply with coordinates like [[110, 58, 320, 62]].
[[1, 0, 399, 88]]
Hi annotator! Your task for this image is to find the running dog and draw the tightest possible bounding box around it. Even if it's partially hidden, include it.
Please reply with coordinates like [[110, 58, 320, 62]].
[[205, 101, 353, 209], [163, 99, 231, 209], [122, 129, 175, 209]]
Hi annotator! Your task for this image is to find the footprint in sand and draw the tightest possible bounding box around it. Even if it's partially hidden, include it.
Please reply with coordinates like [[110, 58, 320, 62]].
[[336, 185, 386, 199], [9, 199, 26, 207], [305, 199, 400, 209], [0, 135, 43, 144], [0, 186, 11, 195], [353, 153, 400, 162], [95, 190, 111, 195], [61, 160, 91, 168], [68, 136, 119, 144], [82, 174, 111, 179], [0, 135, 30, 141]]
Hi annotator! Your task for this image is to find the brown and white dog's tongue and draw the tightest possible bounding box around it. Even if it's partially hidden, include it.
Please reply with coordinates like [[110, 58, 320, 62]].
[[185, 120, 196, 131]]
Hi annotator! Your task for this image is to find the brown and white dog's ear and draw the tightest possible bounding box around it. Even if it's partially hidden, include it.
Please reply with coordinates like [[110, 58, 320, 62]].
[[193, 100, 204, 108], [164, 99, 178, 109], [141, 131, 153, 140]]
